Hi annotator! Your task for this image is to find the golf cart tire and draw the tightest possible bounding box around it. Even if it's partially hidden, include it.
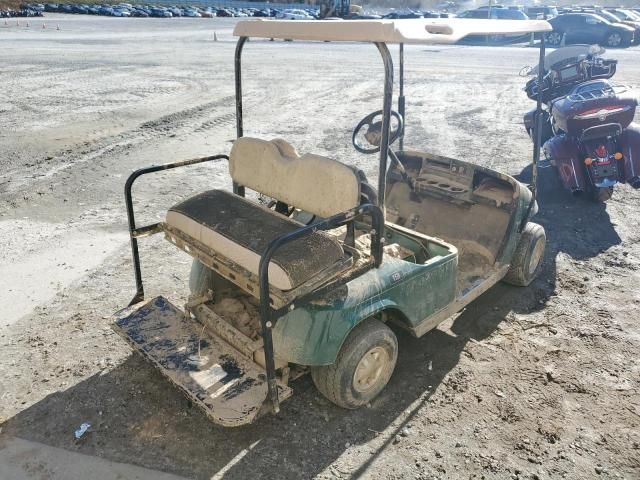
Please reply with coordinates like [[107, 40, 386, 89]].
[[503, 222, 546, 287], [590, 186, 613, 203], [311, 318, 398, 409]]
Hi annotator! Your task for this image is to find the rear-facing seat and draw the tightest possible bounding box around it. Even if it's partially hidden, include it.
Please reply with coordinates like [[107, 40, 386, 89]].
[[165, 137, 362, 291]]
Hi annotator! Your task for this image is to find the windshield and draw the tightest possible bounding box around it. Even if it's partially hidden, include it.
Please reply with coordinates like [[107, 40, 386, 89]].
[[528, 45, 604, 75]]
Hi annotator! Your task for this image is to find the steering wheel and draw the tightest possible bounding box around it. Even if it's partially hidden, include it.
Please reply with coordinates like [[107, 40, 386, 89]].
[[352, 110, 404, 154]]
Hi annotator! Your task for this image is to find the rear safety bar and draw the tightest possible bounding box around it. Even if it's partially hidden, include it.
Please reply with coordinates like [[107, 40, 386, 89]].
[[258, 203, 384, 413], [125, 156, 385, 416], [124, 154, 229, 306]]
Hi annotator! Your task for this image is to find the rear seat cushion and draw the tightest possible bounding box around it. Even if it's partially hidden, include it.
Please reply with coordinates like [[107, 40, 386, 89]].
[[229, 137, 361, 219], [166, 190, 345, 291]]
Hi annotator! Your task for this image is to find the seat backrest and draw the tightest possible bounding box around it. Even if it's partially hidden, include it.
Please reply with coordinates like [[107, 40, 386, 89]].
[[229, 137, 361, 218]]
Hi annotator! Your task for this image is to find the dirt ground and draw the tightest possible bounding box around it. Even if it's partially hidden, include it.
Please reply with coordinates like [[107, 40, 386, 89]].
[[1, 14, 640, 480]]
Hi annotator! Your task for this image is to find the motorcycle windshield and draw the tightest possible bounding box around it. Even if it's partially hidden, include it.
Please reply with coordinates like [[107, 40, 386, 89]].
[[528, 45, 605, 75]]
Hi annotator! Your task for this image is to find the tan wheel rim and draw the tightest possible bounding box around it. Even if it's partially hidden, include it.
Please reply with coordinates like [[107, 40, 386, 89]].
[[528, 238, 545, 276], [353, 346, 390, 393]]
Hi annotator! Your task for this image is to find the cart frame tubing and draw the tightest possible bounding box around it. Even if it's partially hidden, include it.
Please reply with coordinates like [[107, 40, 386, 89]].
[[521, 35, 546, 232], [258, 204, 384, 412], [399, 42, 406, 151], [234, 36, 394, 213], [234, 36, 392, 411], [124, 155, 229, 306]]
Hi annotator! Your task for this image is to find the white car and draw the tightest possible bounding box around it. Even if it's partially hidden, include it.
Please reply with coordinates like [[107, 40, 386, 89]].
[[112, 8, 131, 17], [276, 9, 312, 20]]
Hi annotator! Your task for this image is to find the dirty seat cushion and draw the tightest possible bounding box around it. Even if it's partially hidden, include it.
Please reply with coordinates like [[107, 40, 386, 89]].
[[165, 190, 345, 291]]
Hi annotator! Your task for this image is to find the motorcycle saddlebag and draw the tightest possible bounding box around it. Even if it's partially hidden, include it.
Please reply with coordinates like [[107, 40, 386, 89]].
[[543, 135, 587, 192], [620, 123, 640, 188]]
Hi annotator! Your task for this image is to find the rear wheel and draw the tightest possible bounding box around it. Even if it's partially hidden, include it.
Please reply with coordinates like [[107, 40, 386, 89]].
[[546, 31, 563, 46], [311, 318, 398, 409], [590, 186, 614, 202], [504, 222, 546, 287]]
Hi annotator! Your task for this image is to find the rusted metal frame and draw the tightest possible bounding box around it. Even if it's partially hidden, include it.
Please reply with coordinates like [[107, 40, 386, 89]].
[[375, 42, 394, 216], [520, 35, 546, 232], [234, 36, 247, 198], [399, 42, 406, 151], [124, 154, 229, 306], [258, 203, 384, 413]]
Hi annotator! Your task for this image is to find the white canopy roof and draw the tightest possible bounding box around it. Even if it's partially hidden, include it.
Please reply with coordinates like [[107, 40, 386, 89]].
[[233, 18, 552, 45]]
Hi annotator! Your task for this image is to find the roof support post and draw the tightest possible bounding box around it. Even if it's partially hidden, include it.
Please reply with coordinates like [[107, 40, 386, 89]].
[[374, 42, 394, 219], [234, 36, 248, 197], [399, 42, 405, 151], [520, 33, 546, 232], [531, 34, 546, 205]]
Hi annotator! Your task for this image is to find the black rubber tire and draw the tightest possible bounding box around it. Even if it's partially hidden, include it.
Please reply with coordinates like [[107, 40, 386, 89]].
[[503, 222, 546, 287], [606, 31, 629, 48], [311, 318, 398, 409], [590, 186, 614, 203]]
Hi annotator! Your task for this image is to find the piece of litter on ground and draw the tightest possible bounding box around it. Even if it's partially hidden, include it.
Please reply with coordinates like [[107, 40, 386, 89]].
[[74, 422, 91, 439]]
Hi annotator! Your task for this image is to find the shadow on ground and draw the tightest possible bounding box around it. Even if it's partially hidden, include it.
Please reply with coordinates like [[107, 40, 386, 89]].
[[1, 166, 622, 479], [1, 284, 537, 480], [516, 163, 621, 296]]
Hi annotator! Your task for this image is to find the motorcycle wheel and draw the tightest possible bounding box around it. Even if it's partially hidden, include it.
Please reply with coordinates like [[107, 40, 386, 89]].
[[590, 187, 614, 202]]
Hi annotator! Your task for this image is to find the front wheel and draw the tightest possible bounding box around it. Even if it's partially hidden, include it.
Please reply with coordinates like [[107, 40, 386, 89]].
[[546, 31, 563, 46], [311, 319, 398, 409], [606, 32, 625, 48], [503, 222, 546, 287]]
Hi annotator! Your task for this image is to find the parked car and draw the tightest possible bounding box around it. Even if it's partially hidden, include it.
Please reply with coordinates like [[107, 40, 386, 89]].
[[276, 9, 312, 20], [383, 11, 423, 19], [457, 7, 529, 19], [525, 5, 558, 19], [457, 7, 530, 43], [604, 9, 640, 44], [216, 8, 233, 17], [594, 9, 640, 44], [547, 13, 635, 47]]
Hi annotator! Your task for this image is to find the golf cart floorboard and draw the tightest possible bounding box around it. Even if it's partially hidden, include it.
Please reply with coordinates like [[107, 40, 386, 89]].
[[112, 296, 292, 427]]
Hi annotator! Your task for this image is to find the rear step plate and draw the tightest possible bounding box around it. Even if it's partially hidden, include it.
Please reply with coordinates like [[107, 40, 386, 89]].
[[113, 296, 292, 427]]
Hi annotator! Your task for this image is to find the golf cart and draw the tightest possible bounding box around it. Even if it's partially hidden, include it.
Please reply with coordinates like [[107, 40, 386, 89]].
[[114, 18, 552, 427]]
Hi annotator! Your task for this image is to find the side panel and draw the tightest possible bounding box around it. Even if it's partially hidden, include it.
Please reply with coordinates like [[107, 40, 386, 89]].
[[272, 255, 457, 366], [620, 123, 640, 187], [543, 135, 587, 192]]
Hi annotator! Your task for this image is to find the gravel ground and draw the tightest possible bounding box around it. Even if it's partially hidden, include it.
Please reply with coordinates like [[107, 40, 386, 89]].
[[1, 14, 640, 480]]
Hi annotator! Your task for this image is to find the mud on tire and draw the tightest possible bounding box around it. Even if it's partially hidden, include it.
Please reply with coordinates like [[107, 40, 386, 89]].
[[503, 222, 546, 287], [311, 318, 398, 409]]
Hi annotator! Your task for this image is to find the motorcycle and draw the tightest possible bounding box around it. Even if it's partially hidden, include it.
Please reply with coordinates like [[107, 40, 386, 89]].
[[523, 45, 640, 202]]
